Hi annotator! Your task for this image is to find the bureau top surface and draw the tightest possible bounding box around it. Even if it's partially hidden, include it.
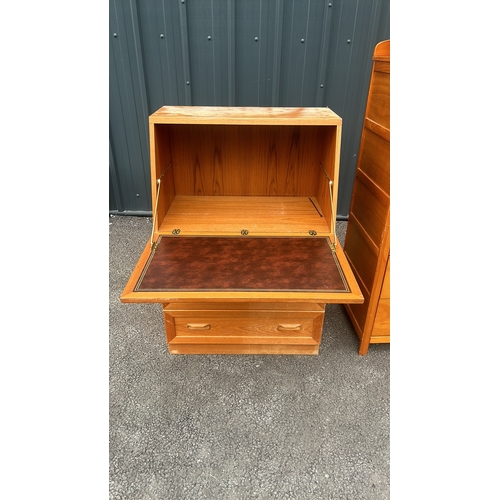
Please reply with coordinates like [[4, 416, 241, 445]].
[[150, 106, 342, 126]]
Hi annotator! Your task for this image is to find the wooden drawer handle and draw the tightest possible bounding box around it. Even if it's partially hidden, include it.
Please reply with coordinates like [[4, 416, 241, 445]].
[[278, 324, 302, 331], [187, 323, 211, 330]]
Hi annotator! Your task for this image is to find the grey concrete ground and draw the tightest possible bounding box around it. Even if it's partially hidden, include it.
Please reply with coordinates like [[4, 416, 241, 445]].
[[109, 215, 390, 500]]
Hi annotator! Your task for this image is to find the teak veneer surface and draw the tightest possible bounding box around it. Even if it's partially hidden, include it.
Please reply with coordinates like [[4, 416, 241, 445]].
[[159, 196, 330, 235], [344, 40, 390, 355], [151, 106, 342, 125]]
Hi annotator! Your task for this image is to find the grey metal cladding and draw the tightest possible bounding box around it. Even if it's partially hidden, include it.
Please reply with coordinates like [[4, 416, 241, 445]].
[[109, 0, 390, 217], [110, 0, 151, 212]]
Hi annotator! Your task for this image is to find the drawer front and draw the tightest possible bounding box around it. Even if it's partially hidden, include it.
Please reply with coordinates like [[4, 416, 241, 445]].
[[164, 309, 324, 345]]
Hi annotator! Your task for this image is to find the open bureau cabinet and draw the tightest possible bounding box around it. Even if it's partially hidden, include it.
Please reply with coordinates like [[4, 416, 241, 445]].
[[120, 106, 363, 355]]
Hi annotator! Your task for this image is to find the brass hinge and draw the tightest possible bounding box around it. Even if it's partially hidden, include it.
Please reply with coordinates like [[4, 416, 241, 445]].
[[150, 162, 171, 250], [319, 163, 338, 253], [330, 239, 337, 254], [328, 179, 337, 252], [151, 179, 161, 249]]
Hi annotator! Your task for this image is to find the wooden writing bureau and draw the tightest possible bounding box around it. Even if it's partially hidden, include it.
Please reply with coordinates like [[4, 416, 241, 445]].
[[120, 106, 363, 354]]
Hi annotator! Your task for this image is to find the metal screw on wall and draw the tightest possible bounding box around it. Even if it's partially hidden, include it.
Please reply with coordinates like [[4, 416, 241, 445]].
[[347, 39, 351, 44], [160, 34, 164, 39], [254, 37, 258, 41], [301, 39, 305, 43], [113, 33, 117, 37], [207, 36, 211, 40]]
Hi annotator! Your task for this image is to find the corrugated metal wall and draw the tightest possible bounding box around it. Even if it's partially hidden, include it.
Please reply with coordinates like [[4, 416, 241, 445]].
[[109, 0, 390, 217]]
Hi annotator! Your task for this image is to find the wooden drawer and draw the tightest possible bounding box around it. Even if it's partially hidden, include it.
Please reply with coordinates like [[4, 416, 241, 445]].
[[162, 305, 325, 354]]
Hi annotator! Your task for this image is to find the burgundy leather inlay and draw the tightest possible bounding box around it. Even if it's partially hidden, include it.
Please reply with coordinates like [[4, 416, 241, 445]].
[[135, 237, 348, 292]]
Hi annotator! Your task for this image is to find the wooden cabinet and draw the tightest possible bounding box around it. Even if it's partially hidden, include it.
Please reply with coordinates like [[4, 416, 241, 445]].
[[120, 106, 363, 355], [344, 40, 390, 355], [162, 303, 326, 355]]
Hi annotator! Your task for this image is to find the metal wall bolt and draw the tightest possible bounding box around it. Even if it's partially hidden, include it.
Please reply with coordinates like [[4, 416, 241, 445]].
[[254, 37, 258, 41], [160, 34, 164, 38], [186, 81, 190, 85], [136, 193, 140, 197], [207, 36, 211, 40], [328, 2, 332, 6], [320, 84, 324, 88], [301, 38, 305, 43], [347, 39, 351, 44], [113, 33, 117, 37]]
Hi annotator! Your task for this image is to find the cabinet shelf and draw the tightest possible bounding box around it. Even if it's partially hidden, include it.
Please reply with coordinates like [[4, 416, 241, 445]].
[[158, 195, 331, 236]]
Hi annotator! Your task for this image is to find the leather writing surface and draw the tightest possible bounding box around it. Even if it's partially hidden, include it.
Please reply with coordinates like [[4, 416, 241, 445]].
[[135, 236, 349, 293]]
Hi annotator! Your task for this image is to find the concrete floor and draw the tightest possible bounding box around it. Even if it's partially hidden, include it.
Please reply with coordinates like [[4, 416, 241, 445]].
[[109, 215, 390, 499]]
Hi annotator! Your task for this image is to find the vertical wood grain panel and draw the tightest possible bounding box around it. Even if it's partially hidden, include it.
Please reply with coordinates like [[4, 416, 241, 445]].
[[366, 67, 390, 130], [168, 125, 326, 196]]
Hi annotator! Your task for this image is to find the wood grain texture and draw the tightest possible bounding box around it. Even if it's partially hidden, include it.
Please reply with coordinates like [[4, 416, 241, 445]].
[[366, 71, 390, 131], [167, 124, 328, 197], [380, 258, 390, 299], [163, 302, 326, 312], [357, 129, 390, 196], [169, 312, 322, 340], [344, 40, 390, 355], [349, 180, 388, 251], [166, 344, 320, 355], [159, 196, 330, 235], [150, 106, 342, 125], [372, 298, 390, 336], [162, 302, 325, 354]]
